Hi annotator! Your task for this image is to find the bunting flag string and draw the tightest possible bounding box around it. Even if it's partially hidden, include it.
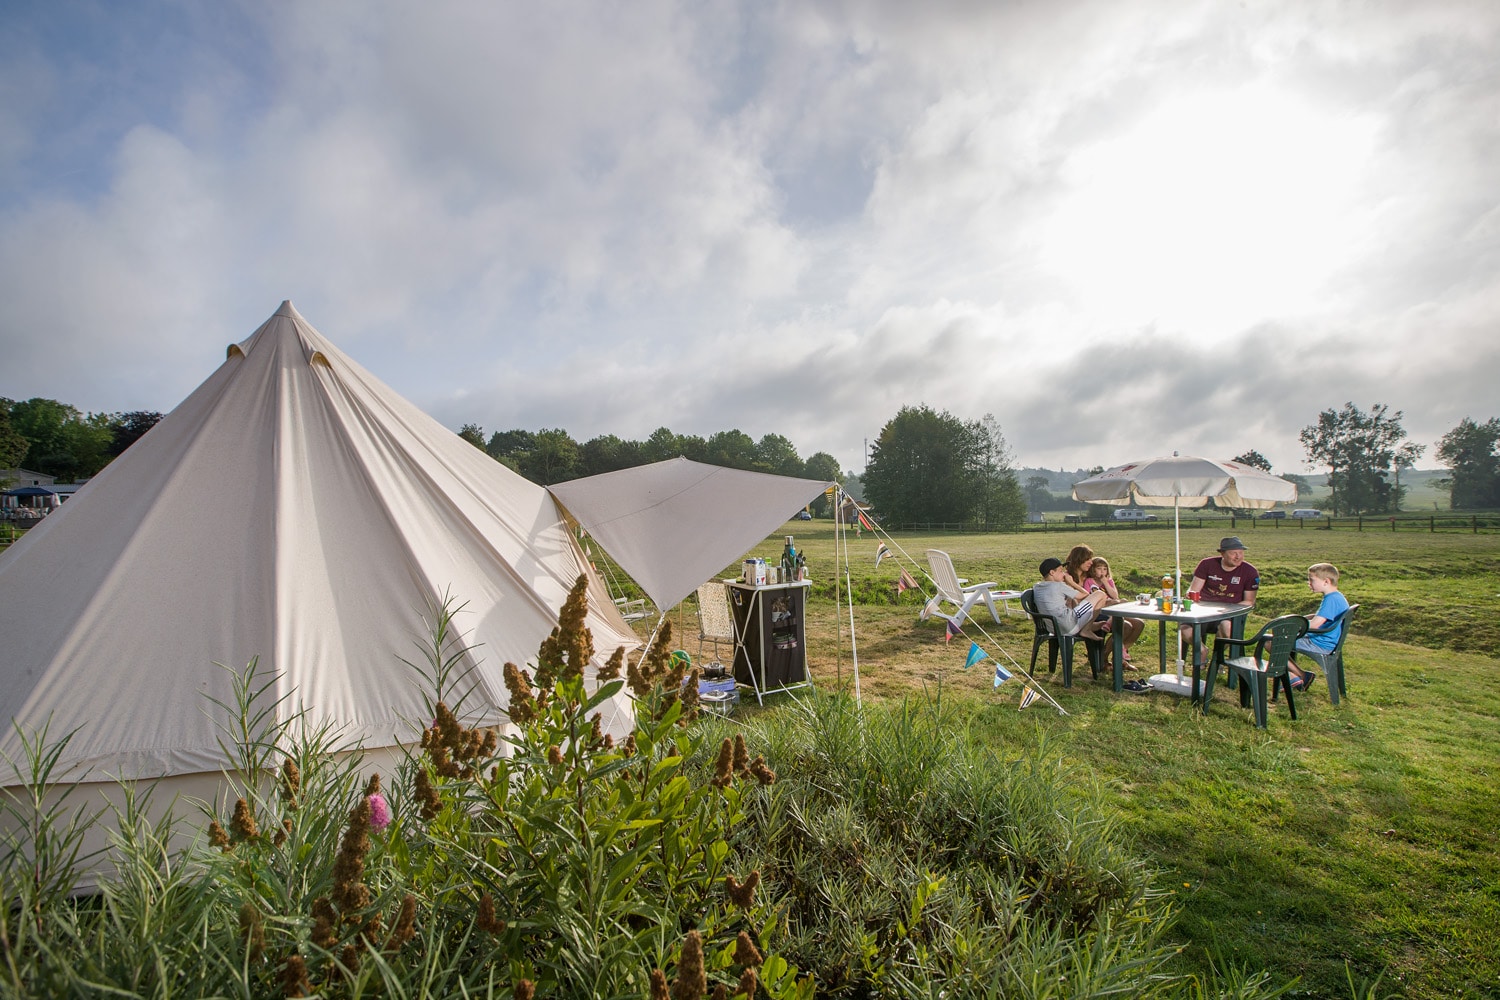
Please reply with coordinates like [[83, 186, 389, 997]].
[[945, 618, 961, 643], [896, 567, 917, 593], [964, 642, 988, 669], [875, 543, 891, 567], [992, 661, 1013, 688], [1018, 686, 1040, 709], [857, 509, 876, 532]]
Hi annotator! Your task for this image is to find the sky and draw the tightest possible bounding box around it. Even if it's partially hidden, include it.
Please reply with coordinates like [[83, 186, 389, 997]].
[[2, 0, 1497, 477]]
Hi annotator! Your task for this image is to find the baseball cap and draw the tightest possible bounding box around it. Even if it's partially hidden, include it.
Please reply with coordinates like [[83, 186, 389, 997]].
[[1039, 557, 1063, 575]]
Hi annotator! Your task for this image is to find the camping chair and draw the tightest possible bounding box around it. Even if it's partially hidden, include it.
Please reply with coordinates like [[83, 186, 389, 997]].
[[1021, 588, 1105, 688], [1294, 604, 1359, 705], [925, 549, 1005, 625], [695, 582, 738, 668], [1206, 614, 1308, 728]]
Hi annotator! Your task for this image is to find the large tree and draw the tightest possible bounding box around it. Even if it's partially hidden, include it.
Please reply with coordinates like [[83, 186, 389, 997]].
[[6, 397, 113, 480], [1232, 449, 1273, 471], [753, 433, 803, 478], [520, 428, 581, 485], [109, 411, 164, 457], [968, 413, 1026, 530], [703, 430, 757, 471], [1299, 402, 1412, 515], [0, 402, 30, 474], [1435, 417, 1500, 510], [801, 451, 842, 516], [863, 404, 982, 526], [578, 434, 642, 477]]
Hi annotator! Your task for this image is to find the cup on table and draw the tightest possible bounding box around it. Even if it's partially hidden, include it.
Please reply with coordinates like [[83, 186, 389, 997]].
[[1180, 596, 1194, 610], [1136, 593, 1150, 605]]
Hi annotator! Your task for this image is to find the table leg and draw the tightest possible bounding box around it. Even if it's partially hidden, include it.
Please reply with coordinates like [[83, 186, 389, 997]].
[[1113, 623, 1124, 692], [1158, 620, 1168, 674], [1190, 624, 1204, 709]]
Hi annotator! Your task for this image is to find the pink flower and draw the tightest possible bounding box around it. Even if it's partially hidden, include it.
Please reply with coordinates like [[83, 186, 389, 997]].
[[368, 792, 392, 831]]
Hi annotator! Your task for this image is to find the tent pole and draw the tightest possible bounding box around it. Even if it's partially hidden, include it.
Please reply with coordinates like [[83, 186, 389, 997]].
[[838, 493, 862, 706]]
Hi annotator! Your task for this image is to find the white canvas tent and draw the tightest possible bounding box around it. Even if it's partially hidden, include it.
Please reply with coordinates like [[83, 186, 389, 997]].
[[0, 302, 639, 873], [548, 458, 832, 613]]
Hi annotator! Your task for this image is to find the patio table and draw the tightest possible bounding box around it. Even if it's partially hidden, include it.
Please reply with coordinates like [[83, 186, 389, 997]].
[[1094, 600, 1253, 707]]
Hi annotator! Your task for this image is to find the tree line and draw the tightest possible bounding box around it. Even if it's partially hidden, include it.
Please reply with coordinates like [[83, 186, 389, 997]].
[[1298, 403, 1500, 515], [0, 398, 162, 482], [456, 423, 847, 513]]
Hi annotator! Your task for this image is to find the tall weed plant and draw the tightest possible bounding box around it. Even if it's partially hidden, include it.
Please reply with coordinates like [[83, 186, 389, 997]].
[[0, 577, 805, 999]]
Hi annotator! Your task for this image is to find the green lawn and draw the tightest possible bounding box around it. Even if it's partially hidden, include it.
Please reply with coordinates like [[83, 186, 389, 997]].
[[669, 523, 1500, 999]]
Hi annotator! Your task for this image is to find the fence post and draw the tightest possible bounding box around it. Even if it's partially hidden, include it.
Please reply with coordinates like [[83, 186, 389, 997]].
[[1475, 516, 1479, 535], [1357, 516, 1362, 531], [1431, 516, 1436, 533]]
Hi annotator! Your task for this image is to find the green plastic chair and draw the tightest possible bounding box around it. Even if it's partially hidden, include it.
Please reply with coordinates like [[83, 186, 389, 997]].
[[1295, 604, 1359, 705], [1021, 588, 1105, 688], [1205, 614, 1309, 728]]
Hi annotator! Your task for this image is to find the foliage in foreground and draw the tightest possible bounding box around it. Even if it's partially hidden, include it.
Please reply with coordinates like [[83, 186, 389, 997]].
[[0, 577, 1353, 999]]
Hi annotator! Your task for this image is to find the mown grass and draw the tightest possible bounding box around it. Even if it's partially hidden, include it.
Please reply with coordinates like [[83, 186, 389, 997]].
[[661, 522, 1500, 1000]]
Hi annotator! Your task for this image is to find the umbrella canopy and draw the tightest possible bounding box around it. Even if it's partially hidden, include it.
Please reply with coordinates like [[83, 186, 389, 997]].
[[1070, 455, 1296, 511], [1072, 453, 1296, 593]]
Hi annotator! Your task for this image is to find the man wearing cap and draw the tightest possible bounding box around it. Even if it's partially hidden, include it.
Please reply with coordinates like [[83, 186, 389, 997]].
[[1188, 537, 1259, 650]]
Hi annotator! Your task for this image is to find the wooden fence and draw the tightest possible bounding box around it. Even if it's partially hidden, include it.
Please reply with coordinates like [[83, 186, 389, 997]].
[[892, 513, 1500, 534]]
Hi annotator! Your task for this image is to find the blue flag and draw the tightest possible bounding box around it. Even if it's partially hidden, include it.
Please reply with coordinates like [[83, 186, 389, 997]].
[[965, 642, 987, 669], [993, 661, 1013, 687]]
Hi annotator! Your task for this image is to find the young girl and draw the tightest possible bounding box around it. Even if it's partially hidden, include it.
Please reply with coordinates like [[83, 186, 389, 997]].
[[1083, 557, 1144, 664]]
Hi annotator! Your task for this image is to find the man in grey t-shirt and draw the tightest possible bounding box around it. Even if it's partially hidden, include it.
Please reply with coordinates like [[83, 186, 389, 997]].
[[1033, 557, 1108, 638]]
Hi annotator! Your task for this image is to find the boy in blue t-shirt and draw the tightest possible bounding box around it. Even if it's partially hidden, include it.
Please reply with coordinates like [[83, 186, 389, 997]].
[[1290, 562, 1350, 690]]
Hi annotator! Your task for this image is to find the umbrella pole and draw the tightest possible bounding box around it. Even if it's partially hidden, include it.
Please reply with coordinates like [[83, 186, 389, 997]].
[[1174, 498, 1184, 678]]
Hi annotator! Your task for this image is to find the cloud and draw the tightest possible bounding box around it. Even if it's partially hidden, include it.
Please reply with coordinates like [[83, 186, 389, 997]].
[[2, 0, 1498, 479]]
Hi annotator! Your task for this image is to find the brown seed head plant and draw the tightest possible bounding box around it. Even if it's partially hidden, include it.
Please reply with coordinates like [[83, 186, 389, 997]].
[[711, 987, 729, 1000], [712, 738, 735, 789], [732, 734, 751, 776], [239, 902, 265, 962], [476, 892, 506, 935], [733, 931, 763, 967], [273, 818, 291, 847], [279, 757, 301, 809], [726, 870, 760, 909], [514, 980, 535, 1000], [503, 661, 538, 724], [208, 820, 231, 852], [229, 797, 259, 842], [280, 954, 311, 998], [649, 969, 670, 1000], [414, 768, 443, 821], [598, 644, 625, 681], [749, 756, 776, 786], [670, 929, 707, 1000], [310, 897, 337, 950], [331, 796, 372, 916], [736, 966, 758, 998], [384, 893, 417, 952], [533, 575, 595, 692], [363, 773, 381, 797]]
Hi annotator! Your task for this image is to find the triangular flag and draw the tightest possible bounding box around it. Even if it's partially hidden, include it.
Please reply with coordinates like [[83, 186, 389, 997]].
[[945, 618, 961, 643], [1018, 686, 1039, 708], [858, 509, 875, 532], [993, 661, 1013, 687], [875, 543, 891, 567], [897, 567, 917, 593], [824, 484, 838, 499], [965, 642, 988, 669], [919, 597, 940, 621]]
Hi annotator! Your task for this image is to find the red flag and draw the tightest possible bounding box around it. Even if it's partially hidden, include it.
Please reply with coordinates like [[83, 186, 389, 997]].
[[945, 618, 961, 643], [857, 509, 875, 532]]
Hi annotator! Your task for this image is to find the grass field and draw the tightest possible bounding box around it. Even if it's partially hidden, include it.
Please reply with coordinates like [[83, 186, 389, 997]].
[[646, 523, 1500, 999]]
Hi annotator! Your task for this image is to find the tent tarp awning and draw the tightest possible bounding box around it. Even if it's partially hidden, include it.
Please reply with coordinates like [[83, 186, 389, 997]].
[[548, 458, 832, 611]]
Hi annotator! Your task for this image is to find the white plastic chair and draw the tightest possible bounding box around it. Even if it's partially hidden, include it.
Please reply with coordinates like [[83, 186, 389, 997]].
[[925, 549, 1006, 625]]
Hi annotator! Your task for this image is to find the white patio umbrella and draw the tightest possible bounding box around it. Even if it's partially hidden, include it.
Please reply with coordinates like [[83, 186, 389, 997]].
[[1072, 453, 1297, 694]]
